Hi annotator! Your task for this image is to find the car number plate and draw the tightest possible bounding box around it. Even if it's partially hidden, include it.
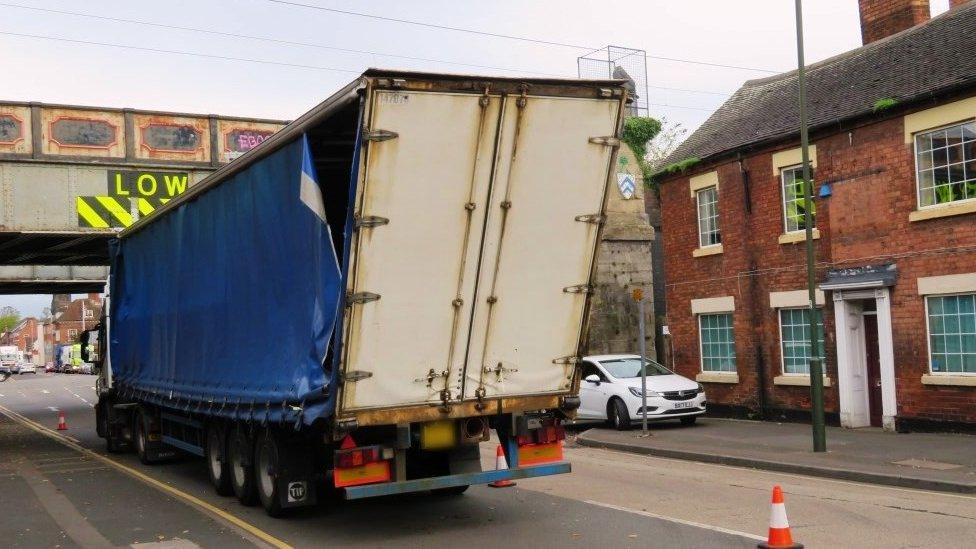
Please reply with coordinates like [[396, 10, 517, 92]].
[[673, 401, 694, 409]]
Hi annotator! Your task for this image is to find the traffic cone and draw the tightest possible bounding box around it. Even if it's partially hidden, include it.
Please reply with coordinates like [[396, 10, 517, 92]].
[[57, 411, 68, 431], [758, 485, 802, 549], [488, 444, 515, 488]]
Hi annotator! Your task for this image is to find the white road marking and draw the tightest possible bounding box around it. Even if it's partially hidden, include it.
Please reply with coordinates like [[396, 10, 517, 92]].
[[64, 386, 93, 407], [41, 389, 51, 394], [584, 499, 766, 541], [47, 406, 60, 412]]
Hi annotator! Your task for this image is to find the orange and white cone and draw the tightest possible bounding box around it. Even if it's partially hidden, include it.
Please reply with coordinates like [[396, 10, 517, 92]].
[[488, 444, 516, 488], [56, 411, 68, 431], [758, 485, 802, 549]]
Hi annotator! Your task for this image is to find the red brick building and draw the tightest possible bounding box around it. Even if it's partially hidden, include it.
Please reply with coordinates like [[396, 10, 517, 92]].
[[1, 317, 38, 358], [49, 294, 102, 346], [655, 1, 976, 431]]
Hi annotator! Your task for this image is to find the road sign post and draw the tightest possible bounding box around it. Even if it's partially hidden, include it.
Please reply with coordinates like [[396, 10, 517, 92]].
[[633, 288, 649, 436]]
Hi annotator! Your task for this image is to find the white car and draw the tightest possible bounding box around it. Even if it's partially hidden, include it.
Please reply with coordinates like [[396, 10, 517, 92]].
[[18, 362, 37, 374], [577, 354, 706, 430]]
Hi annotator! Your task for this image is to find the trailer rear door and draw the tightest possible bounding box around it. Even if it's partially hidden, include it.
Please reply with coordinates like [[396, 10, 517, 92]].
[[463, 95, 620, 400], [339, 90, 501, 411]]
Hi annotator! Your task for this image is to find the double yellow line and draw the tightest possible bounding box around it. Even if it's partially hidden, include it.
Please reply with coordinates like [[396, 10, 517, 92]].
[[0, 403, 292, 549]]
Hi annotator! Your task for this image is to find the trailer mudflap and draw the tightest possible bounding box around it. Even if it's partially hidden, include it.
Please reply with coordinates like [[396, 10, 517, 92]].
[[341, 461, 571, 500]]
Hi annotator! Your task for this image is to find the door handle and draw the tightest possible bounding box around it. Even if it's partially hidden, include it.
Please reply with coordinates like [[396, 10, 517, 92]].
[[874, 379, 882, 388]]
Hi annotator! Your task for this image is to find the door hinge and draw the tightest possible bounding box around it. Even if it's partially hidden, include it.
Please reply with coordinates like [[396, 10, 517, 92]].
[[552, 356, 580, 365], [563, 284, 593, 294], [574, 213, 605, 225], [354, 215, 390, 229], [342, 370, 373, 383], [363, 128, 399, 142], [346, 291, 381, 305], [588, 136, 620, 147]]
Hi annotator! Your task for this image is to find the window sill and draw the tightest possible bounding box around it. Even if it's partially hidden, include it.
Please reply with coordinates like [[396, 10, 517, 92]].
[[909, 200, 976, 222], [921, 374, 976, 387], [773, 375, 832, 387], [778, 228, 820, 245], [696, 372, 739, 384], [692, 244, 723, 258]]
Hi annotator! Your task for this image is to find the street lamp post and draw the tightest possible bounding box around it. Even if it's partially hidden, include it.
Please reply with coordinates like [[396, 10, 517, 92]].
[[794, 0, 826, 452]]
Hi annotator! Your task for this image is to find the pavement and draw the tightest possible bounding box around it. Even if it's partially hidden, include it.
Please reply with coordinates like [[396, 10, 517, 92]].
[[576, 417, 976, 493]]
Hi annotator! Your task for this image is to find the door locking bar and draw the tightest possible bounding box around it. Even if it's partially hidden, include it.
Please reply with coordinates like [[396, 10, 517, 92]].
[[354, 215, 390, 229], [563, 284, 593, 294], [575, 213, 605, 224]]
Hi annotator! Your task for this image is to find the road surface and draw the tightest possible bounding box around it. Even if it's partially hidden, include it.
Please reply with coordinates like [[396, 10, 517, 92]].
[[1, 373, 974, 548]]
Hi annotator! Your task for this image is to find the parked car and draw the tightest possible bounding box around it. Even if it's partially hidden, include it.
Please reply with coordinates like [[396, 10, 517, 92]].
[[577, 354, 706, 430], [45, 362, 55, 373], [18, 362, 37, 375]]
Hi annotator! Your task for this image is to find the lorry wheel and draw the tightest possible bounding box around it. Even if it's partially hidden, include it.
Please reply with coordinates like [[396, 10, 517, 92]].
[[255, 429, 289, 517], [134, 409, 156, 464], [229, 424, 258, 506], [206, 424, 234, 496]]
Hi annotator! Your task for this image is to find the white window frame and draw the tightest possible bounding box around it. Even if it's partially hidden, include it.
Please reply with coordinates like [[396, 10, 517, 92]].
[[780, 164, 815, 234], [777, 307, 826, 376], [83, 309, 94, 319], [924, 292, 976, 376], [912, 120, 976, 211], [698, 312, 736, 373], [67, 329, 78, 339], [695, 185, 720, 248]]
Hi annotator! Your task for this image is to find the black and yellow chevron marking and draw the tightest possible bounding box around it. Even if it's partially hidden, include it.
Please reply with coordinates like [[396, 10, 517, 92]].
[[136, 197, 171, 217], [76, 196, 132, 228]]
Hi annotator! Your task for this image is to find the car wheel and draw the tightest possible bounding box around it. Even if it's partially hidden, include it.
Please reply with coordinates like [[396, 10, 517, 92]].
[[608, 398, 631, 431], [680, 416, 698, 426]]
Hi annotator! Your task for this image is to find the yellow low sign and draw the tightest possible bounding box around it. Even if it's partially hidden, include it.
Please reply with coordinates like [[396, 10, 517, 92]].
[[108, 170, 188, 198]]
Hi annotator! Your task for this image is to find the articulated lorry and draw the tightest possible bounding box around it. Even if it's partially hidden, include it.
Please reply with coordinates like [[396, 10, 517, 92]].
[[95, 69, 628, 516]]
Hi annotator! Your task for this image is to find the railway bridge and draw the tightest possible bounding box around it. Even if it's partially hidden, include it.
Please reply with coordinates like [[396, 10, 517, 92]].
[[0, 101, 284, 293]]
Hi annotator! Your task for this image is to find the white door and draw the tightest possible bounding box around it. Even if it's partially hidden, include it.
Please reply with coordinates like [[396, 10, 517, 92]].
[[577, 361, 609, 419], [339, 90, 501, 411], [464, 95, 621, 400]]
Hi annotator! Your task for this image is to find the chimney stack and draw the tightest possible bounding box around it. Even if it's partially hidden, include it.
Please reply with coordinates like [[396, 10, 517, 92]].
[[858, 0, 930, 45]]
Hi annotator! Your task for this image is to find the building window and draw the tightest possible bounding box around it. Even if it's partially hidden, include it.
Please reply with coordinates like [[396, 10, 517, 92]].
[[696, 186, 721, 247], [779, 308, 825, 374], [915, 121, 976, 208], [67, 329, 77, 340], [926, 294, 976, 374], [699, 313, 735, 372], [83, 309, 94, 319], [781, 165, 815, 233]]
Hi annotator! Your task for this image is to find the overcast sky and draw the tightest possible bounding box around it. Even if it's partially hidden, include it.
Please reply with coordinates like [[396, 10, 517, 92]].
[[0, 0, 953, 317]]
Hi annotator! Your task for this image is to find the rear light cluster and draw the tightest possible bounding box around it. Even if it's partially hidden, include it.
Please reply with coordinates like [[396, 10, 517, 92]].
[[335, 445, 384, 469], [516, 420, 565, 446]]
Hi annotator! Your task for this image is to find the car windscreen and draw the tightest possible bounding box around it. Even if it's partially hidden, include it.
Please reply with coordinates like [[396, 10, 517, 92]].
[[600, 358, 671, 379]]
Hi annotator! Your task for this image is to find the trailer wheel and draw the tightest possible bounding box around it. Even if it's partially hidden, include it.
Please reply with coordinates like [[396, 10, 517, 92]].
[[229, 424, 258, 506], [206, 424, 234, 496], [134, 408, 157, 464], [255, 429, 289, 517]]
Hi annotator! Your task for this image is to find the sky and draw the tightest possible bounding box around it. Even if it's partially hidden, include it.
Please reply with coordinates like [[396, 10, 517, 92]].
[[0, 0, 953, 317]]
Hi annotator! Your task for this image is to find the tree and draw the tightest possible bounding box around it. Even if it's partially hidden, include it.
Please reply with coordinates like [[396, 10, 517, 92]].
[[0, 306, 21, 337], [645, 117, 689, 172]]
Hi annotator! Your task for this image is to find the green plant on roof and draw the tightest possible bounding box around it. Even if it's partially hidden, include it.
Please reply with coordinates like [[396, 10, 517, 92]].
[[662, 157, 701, 174], [872, 97, 898, 113]]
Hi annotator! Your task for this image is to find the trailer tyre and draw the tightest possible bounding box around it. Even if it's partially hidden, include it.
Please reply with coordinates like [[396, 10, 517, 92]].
[[206, 424, 234, 496], [134, 408, 157, 464], [255, 429, 289, 517], [229, 424, 258, 506]]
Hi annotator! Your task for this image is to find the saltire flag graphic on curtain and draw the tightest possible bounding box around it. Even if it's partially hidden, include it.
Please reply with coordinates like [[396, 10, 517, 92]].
[[109, 133, 343, 425]]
